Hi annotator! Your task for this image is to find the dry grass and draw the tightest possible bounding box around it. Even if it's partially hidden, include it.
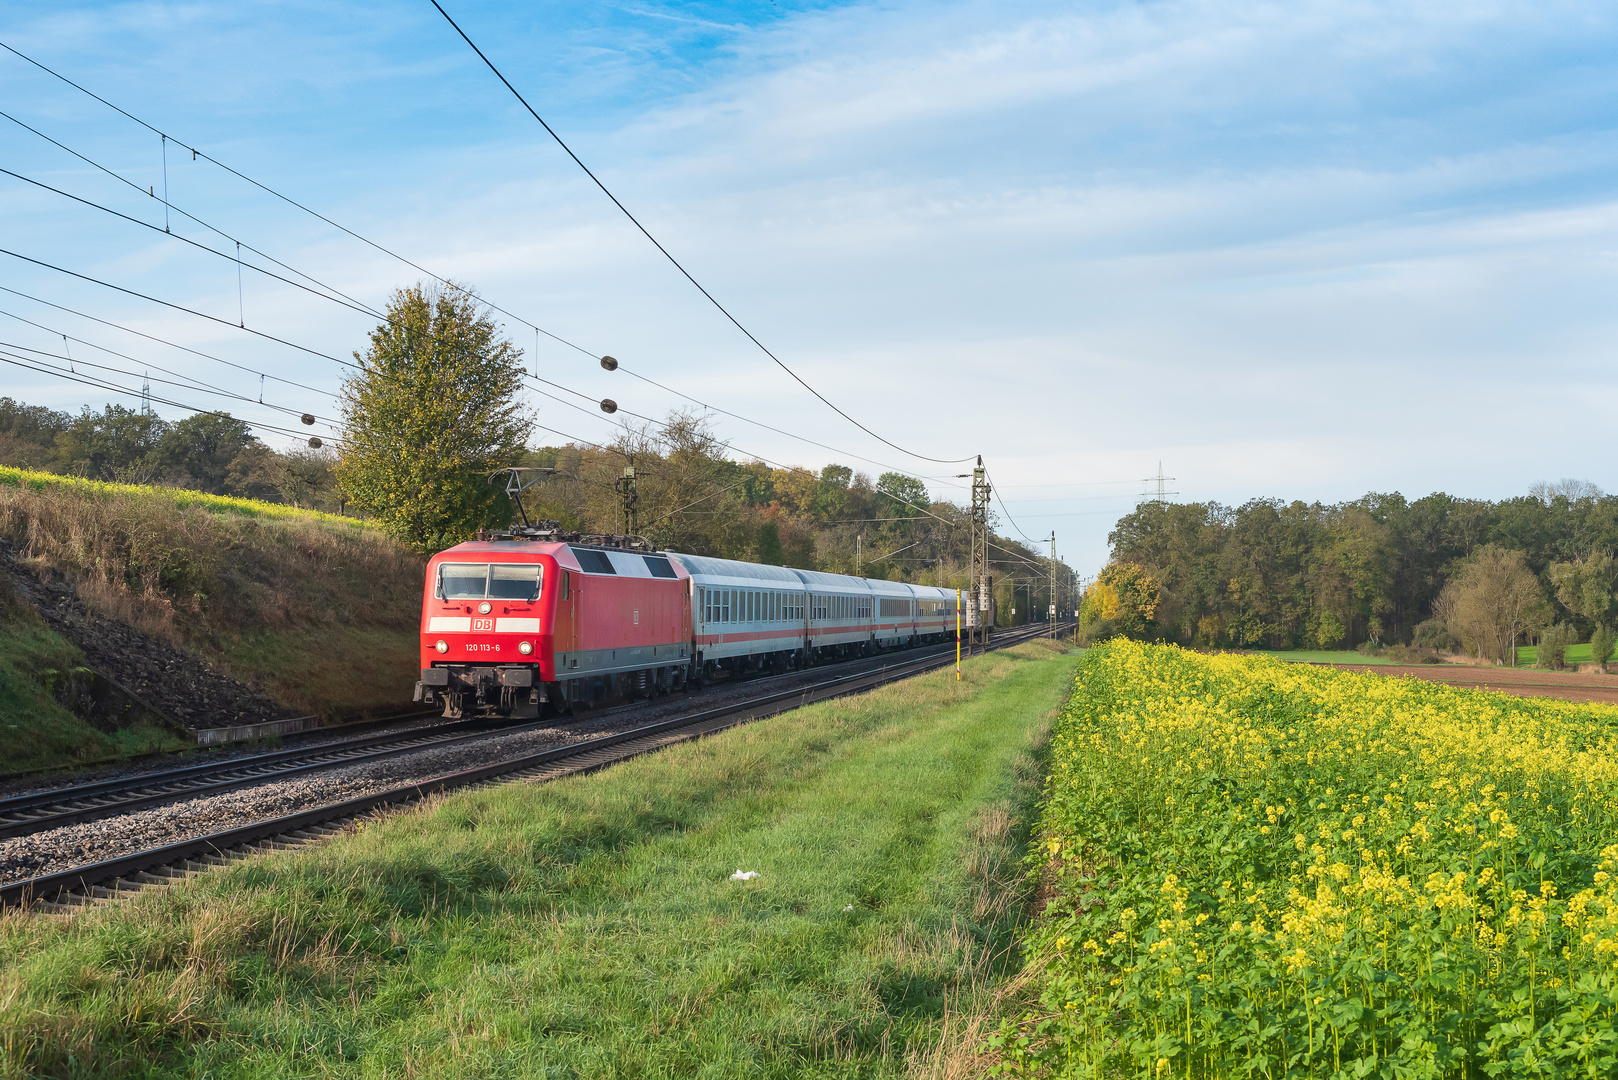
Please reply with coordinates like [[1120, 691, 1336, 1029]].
[[0, 478, 425, 715]]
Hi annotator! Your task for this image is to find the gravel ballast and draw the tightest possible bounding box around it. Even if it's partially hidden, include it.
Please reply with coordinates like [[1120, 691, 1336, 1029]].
[[0, 644, 959, 886]]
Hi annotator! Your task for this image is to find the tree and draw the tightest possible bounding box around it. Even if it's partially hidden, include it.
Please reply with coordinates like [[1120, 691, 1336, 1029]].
[[875, 472, 928, 521], [1591, 624, 1616, 674], [1434, 545, 1550, 665], [275, 445, 340, 510], [336, 283, 530, 553], [157, 413, 257, 492], [54, 404, 165, 482], [1548, 550, 1618, 630], [1081, 562, 1161, 640]]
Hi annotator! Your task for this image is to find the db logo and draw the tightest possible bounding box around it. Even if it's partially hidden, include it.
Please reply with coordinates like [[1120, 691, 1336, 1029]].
[[472, 618, 494, 632]]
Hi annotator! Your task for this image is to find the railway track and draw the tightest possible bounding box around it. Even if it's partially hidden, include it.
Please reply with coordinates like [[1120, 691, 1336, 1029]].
[[0, 713, 543, 840], [4, 624, 1064, 912]]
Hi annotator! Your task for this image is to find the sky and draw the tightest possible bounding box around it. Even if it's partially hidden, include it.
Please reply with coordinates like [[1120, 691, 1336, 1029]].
[[2, 0, 1617, 575]]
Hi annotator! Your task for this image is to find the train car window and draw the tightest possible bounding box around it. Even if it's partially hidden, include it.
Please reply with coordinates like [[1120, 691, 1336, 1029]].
[[438, 563, 489, 600], [489, 564, 541, 601], [570, 548, 617, 574], [643, 556, 678, 579], [561, 571, 570, 600]]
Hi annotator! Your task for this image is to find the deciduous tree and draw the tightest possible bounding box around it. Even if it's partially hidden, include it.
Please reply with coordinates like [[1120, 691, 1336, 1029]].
[[336, 283, 529, 553], [1434, 545, 1549, 665]]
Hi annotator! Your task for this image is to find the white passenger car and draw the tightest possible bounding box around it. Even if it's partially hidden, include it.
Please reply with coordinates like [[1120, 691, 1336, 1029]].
[[666, 553, 808, 677]]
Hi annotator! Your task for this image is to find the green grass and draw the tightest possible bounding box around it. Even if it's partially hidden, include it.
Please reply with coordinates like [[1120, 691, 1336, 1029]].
[[1239, 648, 1395, 665], [0, 639, 1077, 1078], [0, 595, 191, 775], [216, 624, 421, 717], [1514, 643, 1609, 667], [0, 465, 368, 528]]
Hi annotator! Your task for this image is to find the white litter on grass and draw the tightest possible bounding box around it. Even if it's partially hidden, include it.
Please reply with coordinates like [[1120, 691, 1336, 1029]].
[[843, 904, 854, 912], [730, 869, 759, 881]]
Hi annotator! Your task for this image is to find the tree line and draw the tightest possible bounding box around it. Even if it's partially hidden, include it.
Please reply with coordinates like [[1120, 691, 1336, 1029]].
[[0, 397, 342, 510], [1093, 482, 1618, 665], [4, 283, 1068, 619]]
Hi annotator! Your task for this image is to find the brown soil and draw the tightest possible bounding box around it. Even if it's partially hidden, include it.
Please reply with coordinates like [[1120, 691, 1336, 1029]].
[[1335, 663, 1618, 705]]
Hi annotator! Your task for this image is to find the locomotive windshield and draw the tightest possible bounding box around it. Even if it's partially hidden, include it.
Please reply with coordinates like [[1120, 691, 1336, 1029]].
[[437, 563, 541, 601]]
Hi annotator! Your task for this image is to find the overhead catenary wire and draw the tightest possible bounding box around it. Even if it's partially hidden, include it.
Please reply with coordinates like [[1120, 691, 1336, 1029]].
[[0, 247, 358, 368], [0, 285, 338, 399], [0, 167, 383, 319], [983, 468, 1037, 543], [0, 109, 386, 320], [426, 2, 974, 467], [0, 337, 339, 429], [609, 363, 968, 487], [0, 348, 333, 443], [0, 45, 589, 359], [0, 39, 976, 484]]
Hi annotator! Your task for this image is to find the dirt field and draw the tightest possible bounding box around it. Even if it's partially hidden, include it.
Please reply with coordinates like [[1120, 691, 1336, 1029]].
[[1333, 663, 1618, 705]]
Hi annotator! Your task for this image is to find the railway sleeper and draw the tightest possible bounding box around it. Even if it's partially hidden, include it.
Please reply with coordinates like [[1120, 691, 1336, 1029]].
[[12, 630, 1050, 915]]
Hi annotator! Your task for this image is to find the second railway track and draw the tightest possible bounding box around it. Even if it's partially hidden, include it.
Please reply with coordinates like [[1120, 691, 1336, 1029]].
[[3, 624, 1064, 912]]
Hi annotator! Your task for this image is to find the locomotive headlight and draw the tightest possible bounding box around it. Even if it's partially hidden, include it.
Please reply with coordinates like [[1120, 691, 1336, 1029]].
[[519, 640, 533, 655], [435, 640, 448, 654], [478, 601, 492, 615]]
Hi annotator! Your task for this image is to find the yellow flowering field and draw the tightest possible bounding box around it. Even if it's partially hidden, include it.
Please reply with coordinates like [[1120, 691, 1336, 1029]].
[[993, 640, 1618, 1078]]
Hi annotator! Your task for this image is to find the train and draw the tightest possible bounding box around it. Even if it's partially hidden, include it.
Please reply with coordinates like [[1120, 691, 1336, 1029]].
[[414, 529, 964, 718]]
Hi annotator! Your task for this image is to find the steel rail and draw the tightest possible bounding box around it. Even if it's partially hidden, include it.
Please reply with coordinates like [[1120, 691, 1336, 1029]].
[[0, 715, 546, 839], [3, 623, 1063, 910], [0, 631, 1000, 837]]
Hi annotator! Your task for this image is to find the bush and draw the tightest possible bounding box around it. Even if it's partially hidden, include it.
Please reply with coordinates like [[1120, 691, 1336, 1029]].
[[1077, 615, 1114, 647], [1539, 621, 1578, 670], [1412, 617, 1460, 651], [1593, 624, 1617, 673]]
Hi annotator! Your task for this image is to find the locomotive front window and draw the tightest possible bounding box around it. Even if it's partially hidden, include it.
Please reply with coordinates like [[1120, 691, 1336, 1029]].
[[437, 563, 542, 601], [439, 563, 489, 599], [490, 564, 542, 601]]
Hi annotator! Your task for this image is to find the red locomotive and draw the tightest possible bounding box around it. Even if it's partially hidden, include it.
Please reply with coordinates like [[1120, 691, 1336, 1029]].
[[414, 524, 960, 718]]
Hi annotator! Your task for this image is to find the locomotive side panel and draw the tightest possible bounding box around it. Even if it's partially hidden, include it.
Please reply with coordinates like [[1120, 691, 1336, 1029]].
[[557, 548, 690, 680]]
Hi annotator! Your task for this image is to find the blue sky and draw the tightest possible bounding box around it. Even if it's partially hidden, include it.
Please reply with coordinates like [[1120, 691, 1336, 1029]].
[[2, 0, 1617, 574]]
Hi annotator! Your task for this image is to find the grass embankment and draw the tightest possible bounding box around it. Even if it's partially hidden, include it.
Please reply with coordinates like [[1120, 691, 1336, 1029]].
[[0, 577, 189, 772], [1000, 641, 1618, 1077], [0, 639, 1077, 1078], [0, 467, 423, 717]]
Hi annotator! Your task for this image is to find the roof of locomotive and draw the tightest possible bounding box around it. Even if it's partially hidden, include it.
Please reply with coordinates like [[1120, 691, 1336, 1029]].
[[428, 541, 689, 579], [427, 540, 565, 563]]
